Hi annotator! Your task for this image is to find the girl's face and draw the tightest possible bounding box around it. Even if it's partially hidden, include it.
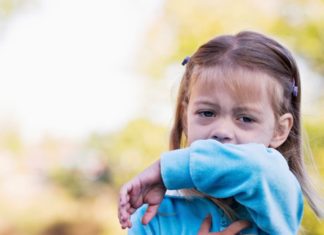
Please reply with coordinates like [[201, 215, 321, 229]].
[[186, 69, 283, 147]]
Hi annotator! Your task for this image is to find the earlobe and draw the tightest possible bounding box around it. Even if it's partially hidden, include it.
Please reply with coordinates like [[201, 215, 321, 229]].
[[270, 113, 293, 148]]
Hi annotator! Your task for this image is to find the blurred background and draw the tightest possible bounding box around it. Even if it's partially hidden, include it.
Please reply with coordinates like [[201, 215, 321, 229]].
[[0, 0, 323, 234]]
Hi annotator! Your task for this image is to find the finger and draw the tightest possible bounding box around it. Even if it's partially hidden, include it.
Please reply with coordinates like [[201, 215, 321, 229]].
[[120, 215, 129, 230], [118, 197, 129, 218], [128, 207, 136, 215], [118, 206, 130, 225], [197, 215, 211, 235], [141, 204, 160, 225], [221, 220, 250, 235], [129, 181, 143, 208], [127, 218, 132, 229], [119, 183, 132, 207], [120, 206, 136, 227], [118, 201, 131, 229], [120, 217, 132, 230], [119, 209, 130, 229], [119, 183, 135, 225], [119, 181, 139, 229], [120, 211, 132, 230]]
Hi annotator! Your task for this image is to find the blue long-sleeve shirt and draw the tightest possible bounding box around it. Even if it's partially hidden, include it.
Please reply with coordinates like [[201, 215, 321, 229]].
[[128, 139, 303, 234]]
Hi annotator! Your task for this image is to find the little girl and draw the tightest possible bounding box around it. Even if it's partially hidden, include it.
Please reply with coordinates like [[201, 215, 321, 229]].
[[118, 31, 323, 234]]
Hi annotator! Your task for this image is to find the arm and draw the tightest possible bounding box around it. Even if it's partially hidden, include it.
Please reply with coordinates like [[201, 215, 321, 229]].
[[161, 139, 303, 234], [119, 160, 166, 229], [118, 156, 250, 234]]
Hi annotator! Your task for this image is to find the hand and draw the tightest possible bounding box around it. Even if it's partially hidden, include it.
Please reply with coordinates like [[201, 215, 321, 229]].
[[118, 160, 166, 229], [198, 215, 250, 235]]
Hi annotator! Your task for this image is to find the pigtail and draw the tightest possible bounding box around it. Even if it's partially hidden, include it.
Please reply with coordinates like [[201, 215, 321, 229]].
[[169, 61, 193, 150]]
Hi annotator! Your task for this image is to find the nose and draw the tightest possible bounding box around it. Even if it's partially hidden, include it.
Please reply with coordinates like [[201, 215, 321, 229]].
[[210, 119, 234, 144]]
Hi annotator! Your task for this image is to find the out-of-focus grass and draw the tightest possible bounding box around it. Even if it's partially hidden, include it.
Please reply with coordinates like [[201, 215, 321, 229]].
[[0, 185, 125, 235]]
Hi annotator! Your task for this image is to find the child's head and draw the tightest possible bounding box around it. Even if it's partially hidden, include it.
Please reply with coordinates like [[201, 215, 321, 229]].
[[171, 31, 300, 161], [171, 31, 322, 216], [186, 67, 293, 148]]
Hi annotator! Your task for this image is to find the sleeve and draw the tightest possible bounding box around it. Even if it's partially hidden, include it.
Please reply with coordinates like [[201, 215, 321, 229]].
[[160, 139, 303, 235]]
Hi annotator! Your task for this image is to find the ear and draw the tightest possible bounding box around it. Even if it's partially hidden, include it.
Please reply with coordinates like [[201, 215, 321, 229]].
[[270, 113, 293, 148]]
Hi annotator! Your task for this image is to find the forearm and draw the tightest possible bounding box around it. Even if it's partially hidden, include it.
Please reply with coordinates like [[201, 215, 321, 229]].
[[160, 139, 303, 234]]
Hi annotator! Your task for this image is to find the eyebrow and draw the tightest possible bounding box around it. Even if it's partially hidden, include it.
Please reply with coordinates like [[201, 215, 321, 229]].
[[192, 99, 220, 108], [193, 99, 263, 114], [233, 106, 263, 115]]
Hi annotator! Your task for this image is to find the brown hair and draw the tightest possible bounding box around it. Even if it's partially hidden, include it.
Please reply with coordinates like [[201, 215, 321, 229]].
[[170, 31, 323, 218]]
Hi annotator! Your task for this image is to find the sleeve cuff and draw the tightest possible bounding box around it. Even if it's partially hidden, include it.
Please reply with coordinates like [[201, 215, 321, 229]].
[[160, 147, 195, 190]]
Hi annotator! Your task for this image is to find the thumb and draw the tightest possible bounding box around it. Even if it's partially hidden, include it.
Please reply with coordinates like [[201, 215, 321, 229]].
[[198, 215, 212, 235], [141, 204, 160, 225]]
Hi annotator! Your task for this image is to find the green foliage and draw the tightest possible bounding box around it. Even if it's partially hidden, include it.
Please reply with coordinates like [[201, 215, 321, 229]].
[[138, 0, 324, 78], [49, 168, 92, 199], [304, 117, 324, 173], [101, 118, 168, 189], [301, 117, 324, 233], [48, 150, 112, 199], [302, 204, 324, 235]]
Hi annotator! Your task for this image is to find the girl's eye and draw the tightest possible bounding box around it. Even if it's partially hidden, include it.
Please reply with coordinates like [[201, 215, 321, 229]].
[[239, 116, 254, 123], [198, 111, 215, 117]]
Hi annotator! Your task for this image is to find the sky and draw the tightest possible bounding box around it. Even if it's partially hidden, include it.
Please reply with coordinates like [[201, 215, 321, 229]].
[[0, 0, 163, 142]]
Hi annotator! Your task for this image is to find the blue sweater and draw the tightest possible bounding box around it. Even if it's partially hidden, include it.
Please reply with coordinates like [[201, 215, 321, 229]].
[[129, 139, 303, 235]]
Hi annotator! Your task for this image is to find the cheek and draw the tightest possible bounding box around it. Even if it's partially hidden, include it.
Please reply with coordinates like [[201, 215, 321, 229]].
[[186, 121, 197, 145], [187, 119, 211, 144], [187, 119, 201, 144], [237, 128, 274, 146]]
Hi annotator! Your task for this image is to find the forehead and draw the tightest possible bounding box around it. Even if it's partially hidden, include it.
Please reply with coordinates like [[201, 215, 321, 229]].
[[190, 66, 281, 104]]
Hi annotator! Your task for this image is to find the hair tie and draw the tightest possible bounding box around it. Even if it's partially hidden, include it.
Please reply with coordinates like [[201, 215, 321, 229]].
[[182, 56, 190, 66], [292, 80, 298, 97]]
